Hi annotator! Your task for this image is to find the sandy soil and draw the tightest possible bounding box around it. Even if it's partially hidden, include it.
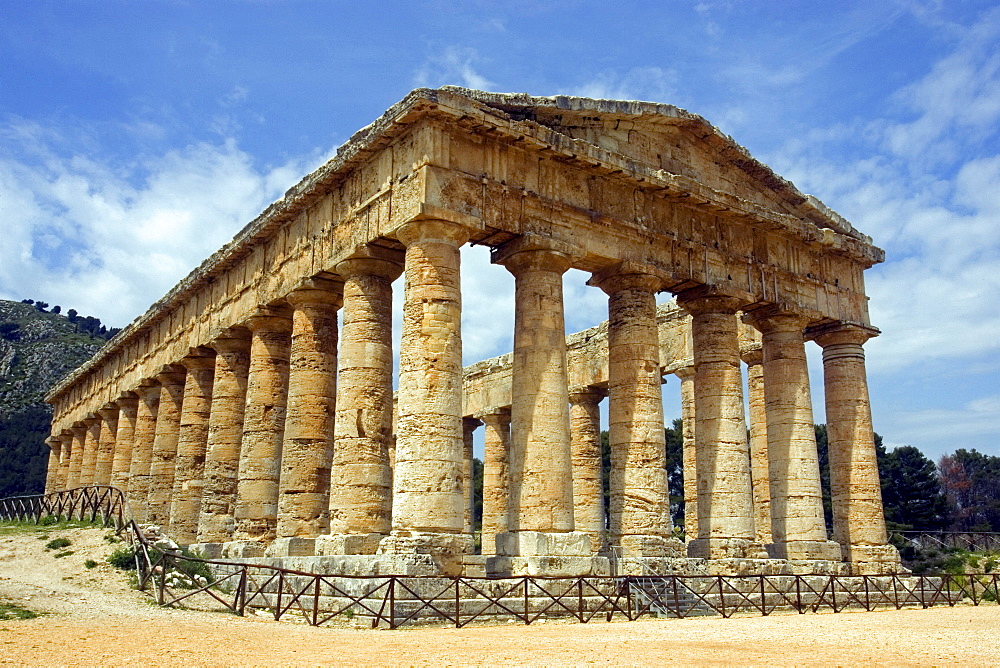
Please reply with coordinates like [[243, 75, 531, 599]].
[[1, 525, 998, 667]]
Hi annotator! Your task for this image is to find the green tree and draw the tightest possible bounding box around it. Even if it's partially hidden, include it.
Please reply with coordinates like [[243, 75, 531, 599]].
[[939, 449, 1000, 532], [878, 445, 952, 531]]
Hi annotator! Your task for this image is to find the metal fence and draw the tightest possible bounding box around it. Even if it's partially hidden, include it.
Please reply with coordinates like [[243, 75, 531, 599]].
[[890, 530, 1000, 552], [2, 487, 998, 629]]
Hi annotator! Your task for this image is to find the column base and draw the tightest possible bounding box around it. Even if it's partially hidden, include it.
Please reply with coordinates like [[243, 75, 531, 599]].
[[766, 539, 842, 561], [494, 530, 593, 557], [221, 540, 269, 558], [843, 543, 902, 564], [486, 531, 608, 577], [378, 532, 474, 576], [265, 537, 317, 557], [316, 533, 385, 555], [615, 534, 687, 559], [687, 537, 769, 560]]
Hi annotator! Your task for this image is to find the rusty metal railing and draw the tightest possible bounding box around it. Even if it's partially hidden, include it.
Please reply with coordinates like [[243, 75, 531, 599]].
[[890, 530, 1000, 552], [3, 487, 998, 629]]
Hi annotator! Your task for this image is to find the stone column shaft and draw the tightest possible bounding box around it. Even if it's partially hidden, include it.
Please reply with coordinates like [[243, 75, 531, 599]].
[[568, 390, 606, 553], [95, 405, 119, 486], [678, 293, 760, 559], [147, 368, 186, 526], [277, 283, 342, 543], [676, 368, 697, 541], [233, 308, 292, 545], [65, 426, 86, 489], [480, 410, 510, 556], [753, 312, 839, 560], [462, 418, 480, 535], [329, 254, 401, 547], [197, 329, 251, 545], [44, 438, 61, 494], [80, 417, 101, 487], [392, 220, 469, 537], [814, 325, 897, 564], [128, 382, 160, 524], [56, 432, 73, 491], [744, 349, 772, 545], [503, 248, 575, 534], [593, 268, 673, 555], [169, 352, 216, 544], [110, 395, 139, 490]]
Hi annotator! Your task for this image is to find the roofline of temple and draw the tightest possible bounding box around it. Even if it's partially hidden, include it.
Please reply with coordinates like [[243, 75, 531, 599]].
[[44, 87, 879, 403]]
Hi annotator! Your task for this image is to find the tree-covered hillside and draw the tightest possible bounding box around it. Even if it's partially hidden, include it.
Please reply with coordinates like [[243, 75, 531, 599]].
[[0, 299, 108, 497]]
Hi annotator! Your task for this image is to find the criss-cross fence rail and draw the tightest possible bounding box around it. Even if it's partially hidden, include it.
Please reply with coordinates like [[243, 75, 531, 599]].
[[2, 487, 998, 629], [890, 530, 1000, 552]]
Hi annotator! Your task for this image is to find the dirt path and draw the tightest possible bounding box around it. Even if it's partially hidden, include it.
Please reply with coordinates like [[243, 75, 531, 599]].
[[2, 525, 998, 666]]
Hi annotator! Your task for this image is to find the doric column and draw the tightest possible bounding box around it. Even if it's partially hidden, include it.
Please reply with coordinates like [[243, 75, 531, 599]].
[[591, 266, 679, 557], [462, 418, 481, 536], [94, 404, 119, 485], [128, 380, 160, 523], [168, 349, 216, 545], [326, 250, 402, 553], [479, 409, 510, 556], [568, 388, 606, 553], [57, 431, 74, 491], [676, 293, 762, 559], [231, 306, 292, 549], [65, 424, 86, 489], [196, 328, 251, 546], [500, 247, 575, 535], [80, 415, 101, 486], [276, 279, 343, 548], [44, 437, 62, 494], [812, 323, 899, 565], [385, 219, 472, 569], [748, 310, 840, 561], [110, 394, 139, 490], [674, 367, 697, 541], [147, 367, 186, 526], [743, 346, 772, 545]]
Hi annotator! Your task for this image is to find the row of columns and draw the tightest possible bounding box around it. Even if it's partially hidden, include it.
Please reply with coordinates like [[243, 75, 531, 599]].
[[44, 219, 894, 567]]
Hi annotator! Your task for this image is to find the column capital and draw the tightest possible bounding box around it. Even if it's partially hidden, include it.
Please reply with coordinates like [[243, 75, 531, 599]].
[[245, 305, 293, 334], [675, 289, 743, 316], [155, 364, 187, 387], [82, 413, 101, 427], [567, 385, 607, 403], [808, 321, 879, 347], [210, 326, 252, 353], [97, 403, 120, 420], [743, 306, 811, 334], [45, 435, 61, 448], [116, 392, 139, 410], [474, 407, 511, 426], [335, 244, 404, 281], [396, 218, 469, 247], [672, 365, 695, 381], [741, 345, 763, 366], [495, 246, 571, 276], [286, 276, 345, 309], [71, 422, 88, 435], [462, 416, 483, 429], [136, 378, 162, 400], [182, 347, 218, 370], [587, 261, 665, 296]]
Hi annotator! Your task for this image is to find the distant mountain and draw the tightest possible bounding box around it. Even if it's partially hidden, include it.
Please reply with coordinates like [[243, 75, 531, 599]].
[[0, 300, 108, 497]]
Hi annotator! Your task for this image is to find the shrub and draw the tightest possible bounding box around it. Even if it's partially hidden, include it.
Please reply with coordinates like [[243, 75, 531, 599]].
[[39, 515, 59, 526], [54, 550, 74, 558], [84, 559, 97, 569], [0, 602, 38, 621], [107, 545, 137, 570], [45, 537, 71, 550]]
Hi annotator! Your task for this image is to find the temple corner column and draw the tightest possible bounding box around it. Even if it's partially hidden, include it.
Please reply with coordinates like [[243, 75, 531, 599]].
[[742, 345, 772, 546]]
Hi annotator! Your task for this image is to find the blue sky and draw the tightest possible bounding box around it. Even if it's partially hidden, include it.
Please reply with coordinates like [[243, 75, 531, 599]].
[[1, 1, 997, 461]]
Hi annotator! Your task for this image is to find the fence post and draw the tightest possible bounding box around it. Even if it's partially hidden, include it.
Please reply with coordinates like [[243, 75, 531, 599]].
[[389, 577, 396, 629], [236, 566, 247, 616], [796, 576, 804, 614]]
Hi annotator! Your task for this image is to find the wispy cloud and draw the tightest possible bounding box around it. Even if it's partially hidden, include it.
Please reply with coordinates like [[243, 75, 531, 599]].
[[563, 67, 678, 103], [413, 46, 496, 91]]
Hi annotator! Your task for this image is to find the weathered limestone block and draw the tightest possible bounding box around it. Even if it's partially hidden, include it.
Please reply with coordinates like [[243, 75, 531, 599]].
[[328, 251, 402, 546], [65, 424, 86, 489], [277, 280, 343, 543], [479, 409, 510, 556], [462, 417, 480, 535], [128, 380, 160, 524], [749, 311, 840, 561], [231, 306, 292, 547], [147, 367, 186, 526], [44, 437, 61, 494], [109, 394, 138, 491], [196, 328, 251, 545], [812, 324, 899, 565], [56, 431, 73, 491], [592, 267, 676, 556], [79, 415, 101, 487], [568, 388, 606, 553], [391, 220, 470, 538], [677, 293, 763, 559], [743, 347, 772, 546], [499, 246, 575, 535], [94, 404, 119, 486], [169, 350, 216, 545], [675, 367, 697, 540]]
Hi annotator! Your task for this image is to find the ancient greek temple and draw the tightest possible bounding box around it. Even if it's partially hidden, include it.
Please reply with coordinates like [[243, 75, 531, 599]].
[[42, 87, 899, 576]]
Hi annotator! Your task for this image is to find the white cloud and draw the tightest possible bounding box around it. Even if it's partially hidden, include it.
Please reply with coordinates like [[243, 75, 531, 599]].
[[564, 67, 678, 103], [0, 125, 324, 327], [413, 46, 496, 91]]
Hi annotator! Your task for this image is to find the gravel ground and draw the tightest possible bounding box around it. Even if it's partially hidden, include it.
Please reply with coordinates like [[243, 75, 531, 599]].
[[2, 526, 998, 666]]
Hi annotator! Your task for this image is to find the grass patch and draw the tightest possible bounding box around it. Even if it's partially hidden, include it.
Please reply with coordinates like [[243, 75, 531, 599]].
[[0, 602, 39, 621], [53, 550, 75, 558], [45, 537, 71, 550], [0, 518, 100, 537], [84, 559, 98, 569]]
